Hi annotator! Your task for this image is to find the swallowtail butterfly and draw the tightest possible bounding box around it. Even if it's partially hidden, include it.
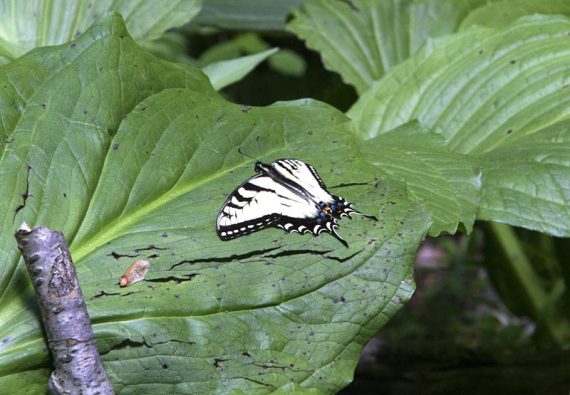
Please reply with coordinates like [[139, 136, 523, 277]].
[[216, 159, 376, 247]]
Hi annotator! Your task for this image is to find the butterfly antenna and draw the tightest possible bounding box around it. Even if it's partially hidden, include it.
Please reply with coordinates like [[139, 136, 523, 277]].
[[237, 146, 258, 161]]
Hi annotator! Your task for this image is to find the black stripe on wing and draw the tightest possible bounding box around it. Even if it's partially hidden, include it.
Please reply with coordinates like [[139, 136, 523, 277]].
[[274, 159, 328, 189], [218, 212, 348, 247], [306, 163, 327, 189], [217, 214, 277, 240], [217, 174, 301, 240]]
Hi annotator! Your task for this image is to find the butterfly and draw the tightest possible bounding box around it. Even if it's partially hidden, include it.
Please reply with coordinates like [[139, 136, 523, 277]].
[[216, 158, 377, 247]]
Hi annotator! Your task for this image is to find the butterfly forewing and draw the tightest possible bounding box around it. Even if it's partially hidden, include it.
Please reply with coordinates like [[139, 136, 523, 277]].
[[270, 159, 333, 204], [217, 174, 320, 240]]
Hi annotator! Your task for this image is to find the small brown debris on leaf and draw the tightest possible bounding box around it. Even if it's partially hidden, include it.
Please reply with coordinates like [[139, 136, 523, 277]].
[[119, 260, 150, 287]]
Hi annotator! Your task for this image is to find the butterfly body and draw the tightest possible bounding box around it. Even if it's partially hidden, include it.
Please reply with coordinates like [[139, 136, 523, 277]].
[[216, 159, 376, 247]]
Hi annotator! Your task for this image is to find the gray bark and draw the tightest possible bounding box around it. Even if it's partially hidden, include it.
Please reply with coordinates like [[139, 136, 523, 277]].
[[15, 224, 114, 395]]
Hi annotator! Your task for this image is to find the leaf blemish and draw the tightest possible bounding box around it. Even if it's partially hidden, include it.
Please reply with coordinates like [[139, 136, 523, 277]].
[[213, 358, 227, 371], [120, 291, 142, 297], [168, 247, 280, 270], [145, 273, 198, 284], [91, 290, 121, 299], [107, 251, 140, 260], [14, 164, 32, 220], [133, 245, 167, 253], [100, 338, 155, 356]]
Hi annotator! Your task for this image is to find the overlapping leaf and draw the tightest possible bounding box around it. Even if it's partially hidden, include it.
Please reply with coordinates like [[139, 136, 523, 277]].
[[478, 121, 570, 236], [350, 15, 570, 148], [0, 14, 430, 393], [358, 122, 479, 236], [349, 15, 570, 236], [288, 0, 411, 94], [0, 0, 202, 63], [460, 0, 570, 29], [190, 0, 307, 31], [287, 0, 489, 94], [202, 48, 278, 90]]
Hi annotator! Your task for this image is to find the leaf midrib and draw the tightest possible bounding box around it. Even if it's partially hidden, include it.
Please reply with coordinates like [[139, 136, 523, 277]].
[[69, 151, 282, 262]]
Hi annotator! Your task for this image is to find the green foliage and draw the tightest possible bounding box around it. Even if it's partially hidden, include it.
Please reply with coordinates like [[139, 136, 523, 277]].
[[0, 0, 202, 63], [0, 0, 569, 392], [289, 0, 412, 95], [288, 0, 490, 94], [0, 14, 429, 393], [289, 0, 570, 352], [483, 223, 570, 345], [198, 33, 306, 78], [349, 15, 570, 237], [202, 48, 278, 90], [460, 0, 570, 29], [358, 122, 479, 236], [189, 0, 308, 31]]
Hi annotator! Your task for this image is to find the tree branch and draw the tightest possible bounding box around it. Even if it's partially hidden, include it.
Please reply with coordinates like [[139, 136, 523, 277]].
[[15, 224, 114, 394]]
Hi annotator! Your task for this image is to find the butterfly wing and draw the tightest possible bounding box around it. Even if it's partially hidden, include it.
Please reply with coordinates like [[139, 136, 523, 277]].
[[269, 159, 333, 204], [217, 158, 376, 247], [271, 159, 375, 221], [217, 174, 320, 240]]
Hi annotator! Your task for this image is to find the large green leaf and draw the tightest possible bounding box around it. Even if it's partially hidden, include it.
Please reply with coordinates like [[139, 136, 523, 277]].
[[349, 15, 570, 236], [287, 0, 489, 94], [408, 0, 491, 53], [358, 122, 479, 236], [190, 0, 307, 31], [0, 13, 430, 393], [478, 121, 570, 236], [460, 0, 570, 29], [350, 15, 570, 147], [0, 0, 202, 62]]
